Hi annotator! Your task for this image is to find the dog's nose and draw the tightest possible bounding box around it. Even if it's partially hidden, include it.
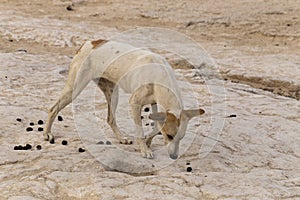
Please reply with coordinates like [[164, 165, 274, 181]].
[[169, 154, 178, 160]]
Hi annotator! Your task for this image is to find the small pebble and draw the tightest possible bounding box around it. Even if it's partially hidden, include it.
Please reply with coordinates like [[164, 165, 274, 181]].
[[36, 145, 42, 150], [26, 127, 33, 132], [187, 166, 192, 172], [66, 5, 74, 11], [150, 122, 155, 126], [38, 127, 44, 132], [78, 148, 85, 152], [106, 141, 112, 145], [61, 140, 68, 145], [25, 144, 32, 150], [144, 107, 150, 112], [37, 120, 44, 125], [29, 122, 34, 126], [16, 118, 22, 122], [58, 116, 63, 121], [97, 141, 104, 145]]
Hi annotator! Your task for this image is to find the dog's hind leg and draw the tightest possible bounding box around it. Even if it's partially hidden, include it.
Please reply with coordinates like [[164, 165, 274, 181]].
[[43, 86, 73, 143], [97, 78, 132, 144], [44, 66, 92, 143]]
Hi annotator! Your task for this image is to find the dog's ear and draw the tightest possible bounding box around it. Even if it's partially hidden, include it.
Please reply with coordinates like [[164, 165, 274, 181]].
[[149, 112, 166, 121], [181, 108, 205, 120]]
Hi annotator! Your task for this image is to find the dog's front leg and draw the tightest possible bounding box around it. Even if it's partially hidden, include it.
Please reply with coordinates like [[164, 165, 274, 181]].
[[131, 104, 153, 159]]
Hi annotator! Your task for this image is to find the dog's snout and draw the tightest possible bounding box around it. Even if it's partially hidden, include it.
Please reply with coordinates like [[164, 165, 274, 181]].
[[169, 153, 178, 160]]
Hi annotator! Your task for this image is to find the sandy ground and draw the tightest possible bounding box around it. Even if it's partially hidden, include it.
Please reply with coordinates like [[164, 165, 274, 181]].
[[0, 0, 299, 199]]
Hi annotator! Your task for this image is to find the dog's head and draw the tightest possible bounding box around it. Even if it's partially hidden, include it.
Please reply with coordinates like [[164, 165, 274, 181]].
[[149, 108, 205, 159]]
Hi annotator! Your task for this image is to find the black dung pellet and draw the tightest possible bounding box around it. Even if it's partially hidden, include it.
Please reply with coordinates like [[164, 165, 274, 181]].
[[38, 127, 43, 132], [144, 107, 150, 112], [228, 114, 237, 118], [145, 123, 149, 126], [36, 145, 42, 150], [61, 140, 68, 145], [141, 116, 144, 119], [187, 167, 192, 172], [50, 138, 55, 144], [29, 122, 34, 126], [106, 141, 112, 145], [14, 146, 21, 150], [22, 146, 28, 150], [78, 148, 85, 152], [25, 144, 32, 149], [16, 118, 22, 122], [26, 127, 33, 132], [97, 141, 104, 145], [37, 120, 44, 125], [186, 162, 190, 165], [58, 116, 63, 121]]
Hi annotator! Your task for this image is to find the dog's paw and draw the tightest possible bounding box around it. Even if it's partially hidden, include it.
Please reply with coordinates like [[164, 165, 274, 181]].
[[43, 132, 55, 144], [119, 138, 133, 145], [141, 149, 154, 159]]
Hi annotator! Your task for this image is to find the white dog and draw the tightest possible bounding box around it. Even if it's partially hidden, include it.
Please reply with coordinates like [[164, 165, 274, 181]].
[[44, 39, 205, 159]]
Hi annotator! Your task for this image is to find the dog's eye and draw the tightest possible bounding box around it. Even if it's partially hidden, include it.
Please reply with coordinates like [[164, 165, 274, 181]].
[[166, 134, 173, 140]]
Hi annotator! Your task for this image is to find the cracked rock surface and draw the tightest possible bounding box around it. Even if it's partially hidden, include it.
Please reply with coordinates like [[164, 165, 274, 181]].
[[0, 0, 299, 199]]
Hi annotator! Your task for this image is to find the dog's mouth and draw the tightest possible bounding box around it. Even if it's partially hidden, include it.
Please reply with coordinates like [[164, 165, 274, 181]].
[[169, 153, 178, 160], [167, 141, 179, 160]]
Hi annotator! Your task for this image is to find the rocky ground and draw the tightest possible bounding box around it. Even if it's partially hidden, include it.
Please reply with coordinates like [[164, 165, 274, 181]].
[[0, 0, 299, 199]]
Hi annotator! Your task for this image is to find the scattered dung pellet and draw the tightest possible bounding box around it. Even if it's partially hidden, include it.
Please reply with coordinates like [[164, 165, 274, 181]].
[[106, 141, 112, 145], [14, 145, 21, 150], [38, 127, 44, 132], [36, 145, 42, 150], [186, 162, 190, 165], [145, 123, 149, 126], [37, 120, 44, 125], [78, 148, 85, 152], [25, 144, 32, 150], [144, 107, 150, 112], [29, 122, 34, 126], [141, 116, 144, 119], [187, 166, 192, 172], [97, 141, 104, 145], [61, 140, 68, 145], [22, 145, 28, 150], [227, 114, 237, 118], [26, 127, 33, 132], [57, 116, 63, 121], [16, 118, 22, 122]]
